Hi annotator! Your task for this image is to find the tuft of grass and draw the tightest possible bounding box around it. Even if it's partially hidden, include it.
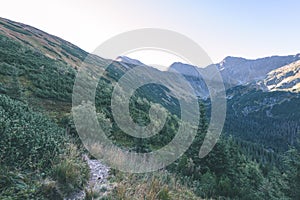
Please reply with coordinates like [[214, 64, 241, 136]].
[[51, 144, 90, 196], [84, 188, 100, 200]]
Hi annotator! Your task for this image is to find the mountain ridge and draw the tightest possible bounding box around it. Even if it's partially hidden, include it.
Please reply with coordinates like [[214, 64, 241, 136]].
[[168, 53, 300, 96], [0, 17, 93, 68]]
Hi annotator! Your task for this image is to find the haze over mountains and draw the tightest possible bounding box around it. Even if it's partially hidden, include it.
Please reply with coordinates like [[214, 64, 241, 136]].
[[112, 51, 300, 152], [0, 16, 299, 159]]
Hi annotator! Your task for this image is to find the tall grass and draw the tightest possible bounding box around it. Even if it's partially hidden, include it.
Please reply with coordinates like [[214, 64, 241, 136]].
[[51, 144, 90, 196], [108, 171, 202, 200]]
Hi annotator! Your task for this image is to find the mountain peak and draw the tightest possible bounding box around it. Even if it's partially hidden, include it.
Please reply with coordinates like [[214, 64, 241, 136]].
[[168, 62, 200, 77], [115, 56, 146, 66], [220, 56, 247, 65]]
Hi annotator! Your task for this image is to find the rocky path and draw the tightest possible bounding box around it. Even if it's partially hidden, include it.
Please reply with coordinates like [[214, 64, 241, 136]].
[[65, 155, 113, 200]]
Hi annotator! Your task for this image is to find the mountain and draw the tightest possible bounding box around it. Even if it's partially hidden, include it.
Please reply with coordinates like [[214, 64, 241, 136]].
[[115, 55, 146, 68], [0, 17, 189, 117], [168, 62, 209, 97], [167, 56, 300, 151], [263, 60, 300, 92], [217, 55, 300, 87], [168, 55, 300, 98], [222, 85, 300, 150], [169, 62, 203, 77], [0, 17, 94, 68]]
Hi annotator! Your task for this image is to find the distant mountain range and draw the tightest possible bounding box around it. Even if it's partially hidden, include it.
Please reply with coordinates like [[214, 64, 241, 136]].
[[168, 54, 300, 96]]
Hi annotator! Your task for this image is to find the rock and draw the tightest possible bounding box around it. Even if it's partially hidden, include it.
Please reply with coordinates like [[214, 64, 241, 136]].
[[64, 155, 111, 200]]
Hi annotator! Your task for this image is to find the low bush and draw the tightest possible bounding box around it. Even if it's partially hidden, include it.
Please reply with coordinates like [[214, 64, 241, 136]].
[[0, 95, 89, 199]]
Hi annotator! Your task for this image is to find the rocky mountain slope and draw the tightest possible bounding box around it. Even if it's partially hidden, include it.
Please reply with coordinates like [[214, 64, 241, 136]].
[[263, 60, 300, 92], [168, 54, 300, 97], [217, 55, 300, 87]]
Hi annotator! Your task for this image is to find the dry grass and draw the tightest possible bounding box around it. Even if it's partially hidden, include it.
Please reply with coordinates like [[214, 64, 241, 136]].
[[51, 143, 90, 197], [107, 171, 202, 200], [84, 141, 203, 199]]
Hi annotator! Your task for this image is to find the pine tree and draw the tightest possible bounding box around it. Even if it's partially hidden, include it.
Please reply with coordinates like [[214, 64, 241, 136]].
[[284, 148, 300, 199]]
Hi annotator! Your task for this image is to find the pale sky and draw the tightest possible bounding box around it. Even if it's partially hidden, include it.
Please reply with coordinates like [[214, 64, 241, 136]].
[[1, 0, 300, 69]]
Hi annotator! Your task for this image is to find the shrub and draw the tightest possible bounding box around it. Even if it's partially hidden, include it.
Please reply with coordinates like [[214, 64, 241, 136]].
[[0, 95, 89, 199], [0, 94, 66, 170]]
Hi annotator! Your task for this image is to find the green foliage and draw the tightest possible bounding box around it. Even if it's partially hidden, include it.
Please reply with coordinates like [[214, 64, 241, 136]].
[[0, 95, 89, 199], [283, 148, 300, 199], [0, 94, 65, 170], [0, 20, 32, 36], [0, 34, 76, 103], [0, 165, 43, 199], [196, 170, 217, 198], [222, 87, 300, 152], [60, 43, 88, 61], [168, 118, 291, 200], [157, 187, 171, 200]]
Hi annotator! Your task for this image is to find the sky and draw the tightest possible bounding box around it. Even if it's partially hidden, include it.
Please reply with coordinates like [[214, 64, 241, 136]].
[[1, 0, 300, 69]]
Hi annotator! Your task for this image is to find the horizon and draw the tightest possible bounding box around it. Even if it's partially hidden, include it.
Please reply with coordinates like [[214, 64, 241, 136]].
[[1, 15, 300, 71], [123, 51, 300, 71], [1, 0, 300, 69], [2, 15, 300, 71]]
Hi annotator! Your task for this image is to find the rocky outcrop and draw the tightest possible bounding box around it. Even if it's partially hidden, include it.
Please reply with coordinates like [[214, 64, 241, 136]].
[[263, 60, 300, 92]]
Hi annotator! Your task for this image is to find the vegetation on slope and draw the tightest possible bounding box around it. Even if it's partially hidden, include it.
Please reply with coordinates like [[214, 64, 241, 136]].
[[0, 94, 89, 199]]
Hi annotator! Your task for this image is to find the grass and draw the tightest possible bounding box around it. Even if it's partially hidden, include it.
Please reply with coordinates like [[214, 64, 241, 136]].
[[106, 171, 203, 200], [51, 144, 90, 196], [85, 188, 101, 200]]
